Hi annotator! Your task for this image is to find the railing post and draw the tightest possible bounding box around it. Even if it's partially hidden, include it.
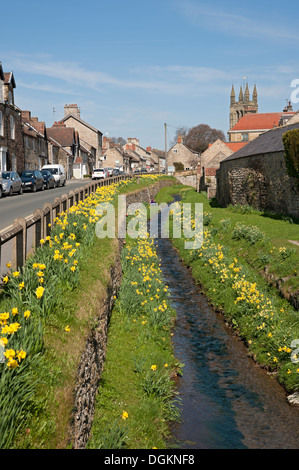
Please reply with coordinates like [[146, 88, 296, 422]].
[[12, 218, 26, 270], [32, 208, 44, 249], [68, 190, 75, 209], [43, 203, 53, 236]]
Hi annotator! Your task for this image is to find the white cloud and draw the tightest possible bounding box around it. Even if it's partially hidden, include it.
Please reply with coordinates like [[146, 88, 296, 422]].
[[178, 1, 299, 42]]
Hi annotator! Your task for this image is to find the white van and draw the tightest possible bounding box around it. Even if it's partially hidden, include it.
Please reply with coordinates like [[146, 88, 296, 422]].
[[41, 164, 66, 187]]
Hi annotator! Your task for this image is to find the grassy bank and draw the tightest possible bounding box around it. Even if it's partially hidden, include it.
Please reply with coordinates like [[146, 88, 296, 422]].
[[87, 236, 180, 449], [0, 174, 174, 449], [155, 185, 299, 394]]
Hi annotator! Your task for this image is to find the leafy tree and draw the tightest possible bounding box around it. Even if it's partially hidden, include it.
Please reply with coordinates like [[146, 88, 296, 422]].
[[282, 129, 299, 180]]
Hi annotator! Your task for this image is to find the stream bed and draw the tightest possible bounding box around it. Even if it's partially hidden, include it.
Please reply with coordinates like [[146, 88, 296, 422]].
[[151, 208, 299, 449]]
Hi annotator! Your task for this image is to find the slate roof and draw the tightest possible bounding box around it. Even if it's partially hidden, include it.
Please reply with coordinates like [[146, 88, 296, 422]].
[[47, 126, 76, 147], [223, 122, 299, 162]]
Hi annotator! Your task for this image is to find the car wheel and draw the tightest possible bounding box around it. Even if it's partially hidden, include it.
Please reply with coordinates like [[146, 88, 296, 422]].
[[9, 186, 13, 196], [41, 184, 45, 191], [32, 184, 37, 192], [19, 185, 23, 195], [46, 182, 49, 190]]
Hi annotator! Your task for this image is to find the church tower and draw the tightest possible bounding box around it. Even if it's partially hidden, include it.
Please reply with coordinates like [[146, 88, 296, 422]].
[[229, 83, 258, 129]]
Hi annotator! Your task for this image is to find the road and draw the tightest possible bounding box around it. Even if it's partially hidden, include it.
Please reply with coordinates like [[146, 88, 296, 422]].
[[0, 179, 90, 232]]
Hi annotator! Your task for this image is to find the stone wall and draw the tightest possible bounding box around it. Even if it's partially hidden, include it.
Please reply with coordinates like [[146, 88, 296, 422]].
[[216, 151, 299, 219], [175, 173, 197, 188], [71, 178, 176, 449]]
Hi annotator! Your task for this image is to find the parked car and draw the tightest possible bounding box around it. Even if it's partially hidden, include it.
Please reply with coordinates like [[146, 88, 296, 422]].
[[20, 170, 44, 192], [41, 164, 66, 187], [0, 171, 23, 196], [41, 169, 56, 189], [92, 168, 107, 179], [105, 167, 113, 177]]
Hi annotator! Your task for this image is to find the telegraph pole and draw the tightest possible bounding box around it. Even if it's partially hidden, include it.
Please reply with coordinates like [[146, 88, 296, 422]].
[[164, 122, 168, 175]]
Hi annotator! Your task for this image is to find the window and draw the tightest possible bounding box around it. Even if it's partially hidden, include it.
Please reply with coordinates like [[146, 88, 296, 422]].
[[11, 154, 16, 171], [242, 133, 249, 142], [173, 149, 178, 154], [10, 115, 15, 139], [0, 111, 3, 136]]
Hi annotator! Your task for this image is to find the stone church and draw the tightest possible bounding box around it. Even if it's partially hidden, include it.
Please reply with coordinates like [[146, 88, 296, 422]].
[[229, 83, 258, 129]]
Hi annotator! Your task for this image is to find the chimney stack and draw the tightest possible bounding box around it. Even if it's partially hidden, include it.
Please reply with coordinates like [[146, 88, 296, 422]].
[[64, 104, 80, 119]]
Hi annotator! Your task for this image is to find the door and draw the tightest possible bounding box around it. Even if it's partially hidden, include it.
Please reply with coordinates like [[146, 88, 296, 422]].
[[0, 148, 7, 172]]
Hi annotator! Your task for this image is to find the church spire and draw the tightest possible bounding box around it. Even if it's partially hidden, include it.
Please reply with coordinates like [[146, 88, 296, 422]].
[[230, 84, 235, 105], [239, 86, 243, 102], [245, 83, 250, 103], [253, 84, 258, 104]]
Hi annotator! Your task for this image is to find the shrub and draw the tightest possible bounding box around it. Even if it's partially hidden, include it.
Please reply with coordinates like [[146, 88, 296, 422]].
[[232, 222, 265, 245], [282, 129, 299, 180]]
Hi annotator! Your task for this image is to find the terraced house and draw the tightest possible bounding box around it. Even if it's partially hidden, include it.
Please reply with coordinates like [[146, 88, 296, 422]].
[[22, 110, 49, 170], [0, 62, 24, 172]]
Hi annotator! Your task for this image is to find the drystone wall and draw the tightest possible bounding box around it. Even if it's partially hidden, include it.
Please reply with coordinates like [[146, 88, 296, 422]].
[[71, 178, 177, 449], [216, 151, 299, 219]]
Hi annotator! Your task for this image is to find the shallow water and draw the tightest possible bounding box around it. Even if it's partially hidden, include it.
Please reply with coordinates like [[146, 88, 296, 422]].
[[151, 207, 299, 449]]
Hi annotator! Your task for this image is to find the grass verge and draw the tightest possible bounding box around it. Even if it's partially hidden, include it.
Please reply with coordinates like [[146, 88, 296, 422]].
[[87, 236, 181, 449]]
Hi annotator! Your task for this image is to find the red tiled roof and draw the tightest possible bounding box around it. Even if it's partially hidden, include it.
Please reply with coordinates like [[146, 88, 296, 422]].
[[205, 168, 217, 176], [230, 112, 295, 131], [224, 142, 248, 151]]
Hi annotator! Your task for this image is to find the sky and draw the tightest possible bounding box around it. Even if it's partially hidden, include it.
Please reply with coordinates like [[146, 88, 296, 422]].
[[1, 0, 299, 150]]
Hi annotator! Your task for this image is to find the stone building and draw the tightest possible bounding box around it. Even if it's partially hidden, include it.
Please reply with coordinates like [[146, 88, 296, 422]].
[[47, 134, 73, 175], [47, 122, 79, 179], [22, 111, 48, 170], [60, 104, 101, 168], [167, 134, 200, 171], [228, 110, 296, 143], [229, 83, 258, 130], [102, 136, 126, 170], [216, 122, 299, 219], [0, 62, 24, 172], [229, 83, 295, 143], [198, 139, 247, 197]]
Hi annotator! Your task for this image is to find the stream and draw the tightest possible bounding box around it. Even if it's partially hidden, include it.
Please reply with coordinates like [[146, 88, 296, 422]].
[[150, 201, 299, 449]]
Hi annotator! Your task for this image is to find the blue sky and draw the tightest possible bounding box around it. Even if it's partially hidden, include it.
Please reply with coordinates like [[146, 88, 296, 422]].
[[1, 0, 299, 150]]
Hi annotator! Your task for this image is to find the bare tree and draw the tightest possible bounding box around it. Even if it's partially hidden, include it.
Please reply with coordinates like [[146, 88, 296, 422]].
[[171, 126, 189, 147], [111, 136, 126, 146], [185, 124, 225, 154]]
